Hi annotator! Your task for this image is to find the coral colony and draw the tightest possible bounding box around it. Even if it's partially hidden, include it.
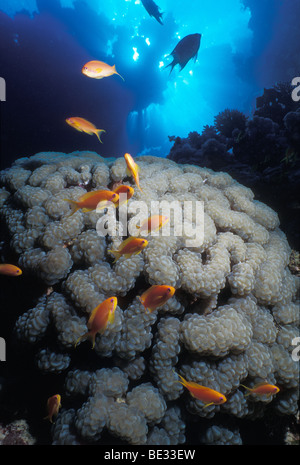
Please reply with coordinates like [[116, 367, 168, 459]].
[[0, 152, 299, 445]]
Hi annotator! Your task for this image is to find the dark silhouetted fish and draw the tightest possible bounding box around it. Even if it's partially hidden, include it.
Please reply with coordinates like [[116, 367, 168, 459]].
[[141, 0, 163, 25], [165, 33, 201, 74]]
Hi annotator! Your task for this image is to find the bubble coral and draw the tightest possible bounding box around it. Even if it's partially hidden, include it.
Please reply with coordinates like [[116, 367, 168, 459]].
[[0, 151, 299, 445]]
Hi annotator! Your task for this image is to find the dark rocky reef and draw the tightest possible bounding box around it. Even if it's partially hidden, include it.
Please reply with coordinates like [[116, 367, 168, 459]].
[[167, 83, 300, 250]]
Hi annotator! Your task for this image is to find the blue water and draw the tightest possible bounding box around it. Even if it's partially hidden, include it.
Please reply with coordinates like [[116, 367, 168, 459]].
[[0, 0, 298, 165]]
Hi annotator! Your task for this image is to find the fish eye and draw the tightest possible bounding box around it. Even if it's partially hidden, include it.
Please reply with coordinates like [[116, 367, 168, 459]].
[[167, 287, 171, 292], [110, 298, 114, 302]]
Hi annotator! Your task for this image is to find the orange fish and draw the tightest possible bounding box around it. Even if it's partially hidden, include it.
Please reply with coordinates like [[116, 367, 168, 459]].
[[66, 117, 106, 143], [139, 285, 175, 313], [174, 372, 227, 408], [82, 60, 124, 81], [108, 237, 148, 262], [124, 153, 143, 192], [64, 189, 119, 215], [0, 264, 22, 276], [44, 394, 61, 423], [113, 184, 135, 206], [75, 297, 117, 349], [137, 215, 169, 234], [240, 382, 280, 397]]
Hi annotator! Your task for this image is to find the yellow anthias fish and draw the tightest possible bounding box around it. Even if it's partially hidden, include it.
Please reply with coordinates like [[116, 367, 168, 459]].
[[66, 117, 106, 143], [44, 394, 61, 424], [139, 285, 175, 313], [0, 264, 22, 276], [108, 237, 148, 262], [75, 297, 117, 349], [240, 381, 280, 397], [124, 153, 143, 192], [113, 184, 135, 206], [137, 214, 169, 234], [64, 189, 119, 216], [174, 372, 227, 408], [82, 60, 125, 81]]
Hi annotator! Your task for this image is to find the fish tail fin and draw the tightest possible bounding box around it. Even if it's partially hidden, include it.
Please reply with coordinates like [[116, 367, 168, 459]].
[[95, 129, 106, 143], [108, 249, 121, 263], [240, 384, 252, 396], [75, 331, 95, 349], [173, 370, 186, 387], [240, 384, 251, 391], [157, 13, 163, 25], [164, 60, 176, 76], [172, 368, 181, 384], [63, 199, 79, 216], [113, 65, 125, 82]]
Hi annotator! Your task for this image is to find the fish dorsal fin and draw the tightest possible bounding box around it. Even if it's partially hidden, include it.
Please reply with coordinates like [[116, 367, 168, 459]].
[[87, 304, 101, 328], [118, 236, 135, 249], [78, 191, 98, 202], [252, 381, 269, 389], [185, 380, 205, 390]]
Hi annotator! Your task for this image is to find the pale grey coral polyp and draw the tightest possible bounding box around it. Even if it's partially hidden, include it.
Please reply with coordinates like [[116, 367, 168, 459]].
[[0, 151, 299, 445]]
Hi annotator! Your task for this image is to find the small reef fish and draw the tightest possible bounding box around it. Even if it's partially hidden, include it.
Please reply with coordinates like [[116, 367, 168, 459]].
[[124, 153, 143, 192], [240, 382, 280, 397], [82, 60, 124, 81], [137, 214, 169, 234], [108, 237, 148, 262], [0, 264, 22, 276], [141, 0, 163, 25], [113, 184, 135, 206], [139, 284, 175, 313], [174, 372, 227, 408], [64, 190, 119, 215], [75, 297, 117, 349], [65, 117, 106, 143], [166, 33, 201, 75], [44, 394, 61, 423]]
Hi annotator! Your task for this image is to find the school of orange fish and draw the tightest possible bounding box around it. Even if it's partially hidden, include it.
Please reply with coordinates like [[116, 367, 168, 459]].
[[0, 57, 280, 425]]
